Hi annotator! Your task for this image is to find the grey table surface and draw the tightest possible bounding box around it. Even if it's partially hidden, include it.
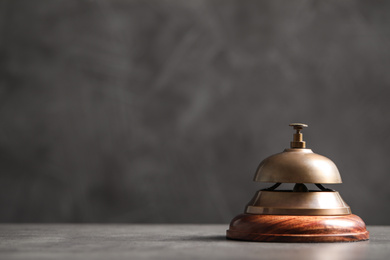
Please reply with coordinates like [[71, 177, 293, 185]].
[[0, 224, 389, 260]]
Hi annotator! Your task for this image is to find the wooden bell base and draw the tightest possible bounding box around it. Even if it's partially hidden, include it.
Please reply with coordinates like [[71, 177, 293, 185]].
[[227, 214, 369, 243]]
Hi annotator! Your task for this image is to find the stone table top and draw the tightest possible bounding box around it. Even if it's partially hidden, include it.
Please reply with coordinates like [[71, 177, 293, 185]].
[[0, 224, 389, 260]]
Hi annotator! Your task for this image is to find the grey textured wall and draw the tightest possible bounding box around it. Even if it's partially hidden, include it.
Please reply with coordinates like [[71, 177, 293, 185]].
[[0, 0, 389, 224]]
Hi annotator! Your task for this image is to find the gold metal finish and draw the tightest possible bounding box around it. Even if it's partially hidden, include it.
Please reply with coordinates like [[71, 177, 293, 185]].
[[254, 148, 342, 183], [246, 191, 351, 215], [289, 123, 308, 148], [254, 123, 342, 184]]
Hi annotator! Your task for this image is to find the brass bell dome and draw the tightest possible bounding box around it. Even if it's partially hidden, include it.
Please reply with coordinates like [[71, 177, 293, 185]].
[[254, 123, 342, 184]]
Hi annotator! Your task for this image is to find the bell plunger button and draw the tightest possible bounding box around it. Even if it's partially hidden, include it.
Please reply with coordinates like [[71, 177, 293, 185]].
[[289, 123, 308, 148]]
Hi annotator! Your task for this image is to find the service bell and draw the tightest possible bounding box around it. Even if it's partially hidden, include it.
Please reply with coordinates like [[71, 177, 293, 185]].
[[226, 123, 369, 242]]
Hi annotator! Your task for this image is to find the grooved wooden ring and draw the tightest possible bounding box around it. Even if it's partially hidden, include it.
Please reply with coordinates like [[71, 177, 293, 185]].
[[226, 214, 369, 243]]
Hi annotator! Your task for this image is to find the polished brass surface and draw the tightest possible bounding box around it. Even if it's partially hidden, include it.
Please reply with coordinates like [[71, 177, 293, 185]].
[[254, 123, 341, 183], [254, 148, 342, 183], [289, 123, 307, 148], [245, 191, 351, 215]]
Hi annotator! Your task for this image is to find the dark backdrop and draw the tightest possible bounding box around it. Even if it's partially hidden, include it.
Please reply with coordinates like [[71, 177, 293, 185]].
[[0, 0, 389, 224]]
